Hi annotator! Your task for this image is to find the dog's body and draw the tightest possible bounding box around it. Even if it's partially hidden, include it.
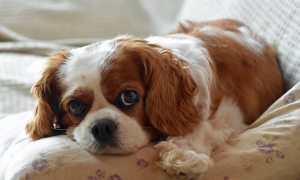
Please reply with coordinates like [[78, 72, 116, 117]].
[[26, 19, 284, 178]]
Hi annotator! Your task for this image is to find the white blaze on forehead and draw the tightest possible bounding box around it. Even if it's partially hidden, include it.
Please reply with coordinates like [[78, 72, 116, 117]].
[[59, 38, 119, 100]]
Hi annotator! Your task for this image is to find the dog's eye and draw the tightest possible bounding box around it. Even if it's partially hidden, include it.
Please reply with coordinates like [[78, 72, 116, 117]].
[[117, 90, 139, 108], [68, 100, 87, 117]]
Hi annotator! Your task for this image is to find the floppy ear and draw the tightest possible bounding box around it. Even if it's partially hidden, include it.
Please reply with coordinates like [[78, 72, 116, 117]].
[[142, 47, 202, 136], [26, 51, 67, 140]]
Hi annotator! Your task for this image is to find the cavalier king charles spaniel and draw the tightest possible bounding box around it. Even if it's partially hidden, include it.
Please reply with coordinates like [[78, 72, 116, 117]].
[[26, 19, 284, 178]]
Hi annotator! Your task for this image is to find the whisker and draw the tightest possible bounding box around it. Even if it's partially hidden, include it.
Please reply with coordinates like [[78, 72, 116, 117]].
[[94, 142, 102, 151], [52, 128, 68, 131]]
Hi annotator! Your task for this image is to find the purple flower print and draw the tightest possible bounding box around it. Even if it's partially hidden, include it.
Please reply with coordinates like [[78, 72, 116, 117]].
[[284, 93, 296, 104], [257, 144, 275, 154], [276, 150, 285, 159], [265, 156, 273, 164], [96, 169, 105, 178], [256, 139, 286, 164], [256, 139, 264, 146], [224, 176, 230, 180], [87, 176, 97, 180], [243, 164, 253, 173], [32, 158, 49, 171], [136, 159, 149, 168], [25, 173, 31, 180], [256, 140, 275, 154], [87, 169, 106, 180], [108, 174, 122, 180]]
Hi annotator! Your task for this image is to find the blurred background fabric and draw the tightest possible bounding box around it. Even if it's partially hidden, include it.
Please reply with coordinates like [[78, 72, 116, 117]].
[[0, 0, 300, 115], [0, 0, 182, 41], [0, 0, 182, 115]]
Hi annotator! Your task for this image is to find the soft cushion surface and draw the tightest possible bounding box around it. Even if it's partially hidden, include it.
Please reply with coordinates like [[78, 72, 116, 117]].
[[1, 83, 300, 180]]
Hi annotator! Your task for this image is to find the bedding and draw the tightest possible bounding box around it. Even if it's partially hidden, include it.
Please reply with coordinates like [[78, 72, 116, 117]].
[[0, 53, 45, 114], [1, 0, 300, 179], [1, 0, 300, 114], [0, 83, 300, 180]]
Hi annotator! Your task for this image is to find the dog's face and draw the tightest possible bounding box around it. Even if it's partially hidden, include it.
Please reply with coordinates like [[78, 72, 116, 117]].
[[26, 36, 201, 154]]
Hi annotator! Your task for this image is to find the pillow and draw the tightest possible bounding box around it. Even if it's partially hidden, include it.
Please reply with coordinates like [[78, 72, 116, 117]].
[[0, 113, 171, 180], [202, 82, 300, 179], [177, 0, 300, 89], [1, 83, 300, 180]]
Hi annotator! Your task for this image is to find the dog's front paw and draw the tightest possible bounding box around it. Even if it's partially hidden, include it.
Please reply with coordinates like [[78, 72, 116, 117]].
[[155, 141, 212, 179]]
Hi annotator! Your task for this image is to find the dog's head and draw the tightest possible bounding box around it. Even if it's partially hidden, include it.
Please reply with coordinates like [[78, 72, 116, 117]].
[[26, 36, 202, 154]]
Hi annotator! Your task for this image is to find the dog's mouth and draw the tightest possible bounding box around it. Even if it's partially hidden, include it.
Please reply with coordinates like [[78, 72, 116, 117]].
[[67, 115, 155, 155], [81, 139, 145, 155], [79, 131, 166, 155], [69, 134, 129, 155], [68, 128, 148, 155], [85, 135, 140, 155]]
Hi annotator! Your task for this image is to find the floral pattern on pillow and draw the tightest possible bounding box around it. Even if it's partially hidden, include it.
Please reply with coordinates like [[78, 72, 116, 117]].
[[7, 83, 300, 180]]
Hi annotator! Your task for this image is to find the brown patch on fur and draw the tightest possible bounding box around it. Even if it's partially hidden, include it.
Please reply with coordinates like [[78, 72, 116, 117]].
[[26, 50, 68, 140], [101, 54, 146, 125], [176, 19, 284, 124], [102, 39, 201, 136]]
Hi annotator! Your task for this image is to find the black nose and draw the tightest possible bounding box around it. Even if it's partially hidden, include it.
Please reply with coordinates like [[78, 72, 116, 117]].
[[91, 118, 117, 144]]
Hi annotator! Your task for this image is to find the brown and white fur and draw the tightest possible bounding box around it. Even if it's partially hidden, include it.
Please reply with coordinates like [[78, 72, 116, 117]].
[[26, 19, 284, 178]]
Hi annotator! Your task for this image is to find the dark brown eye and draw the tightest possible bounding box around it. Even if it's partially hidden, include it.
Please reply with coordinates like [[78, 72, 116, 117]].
[[68, 99, 87, 117], [117, 90, 139, 108]]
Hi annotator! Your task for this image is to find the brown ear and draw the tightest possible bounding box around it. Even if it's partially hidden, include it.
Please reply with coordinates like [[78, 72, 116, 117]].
[[142, 47, 201, 136], [26, 51, 67, 140]]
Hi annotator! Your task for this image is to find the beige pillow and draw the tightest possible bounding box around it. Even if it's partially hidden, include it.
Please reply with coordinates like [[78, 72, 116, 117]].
[[1, 83, 300, 180]]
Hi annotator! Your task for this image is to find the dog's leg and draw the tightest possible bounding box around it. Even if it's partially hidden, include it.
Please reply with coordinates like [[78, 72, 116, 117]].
[[155, 98, 247, 179], [155, 121, 216, 179]]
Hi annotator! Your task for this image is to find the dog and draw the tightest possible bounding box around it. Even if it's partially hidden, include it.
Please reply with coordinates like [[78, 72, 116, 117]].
[[26, 19, 284, 178]]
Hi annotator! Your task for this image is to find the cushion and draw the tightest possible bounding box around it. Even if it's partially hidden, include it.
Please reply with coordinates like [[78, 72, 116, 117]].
[[0, 112, 171, 180], [203, 82, 300, 179], [1, 1, 300, 179], [1, 83, 300, 180]]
